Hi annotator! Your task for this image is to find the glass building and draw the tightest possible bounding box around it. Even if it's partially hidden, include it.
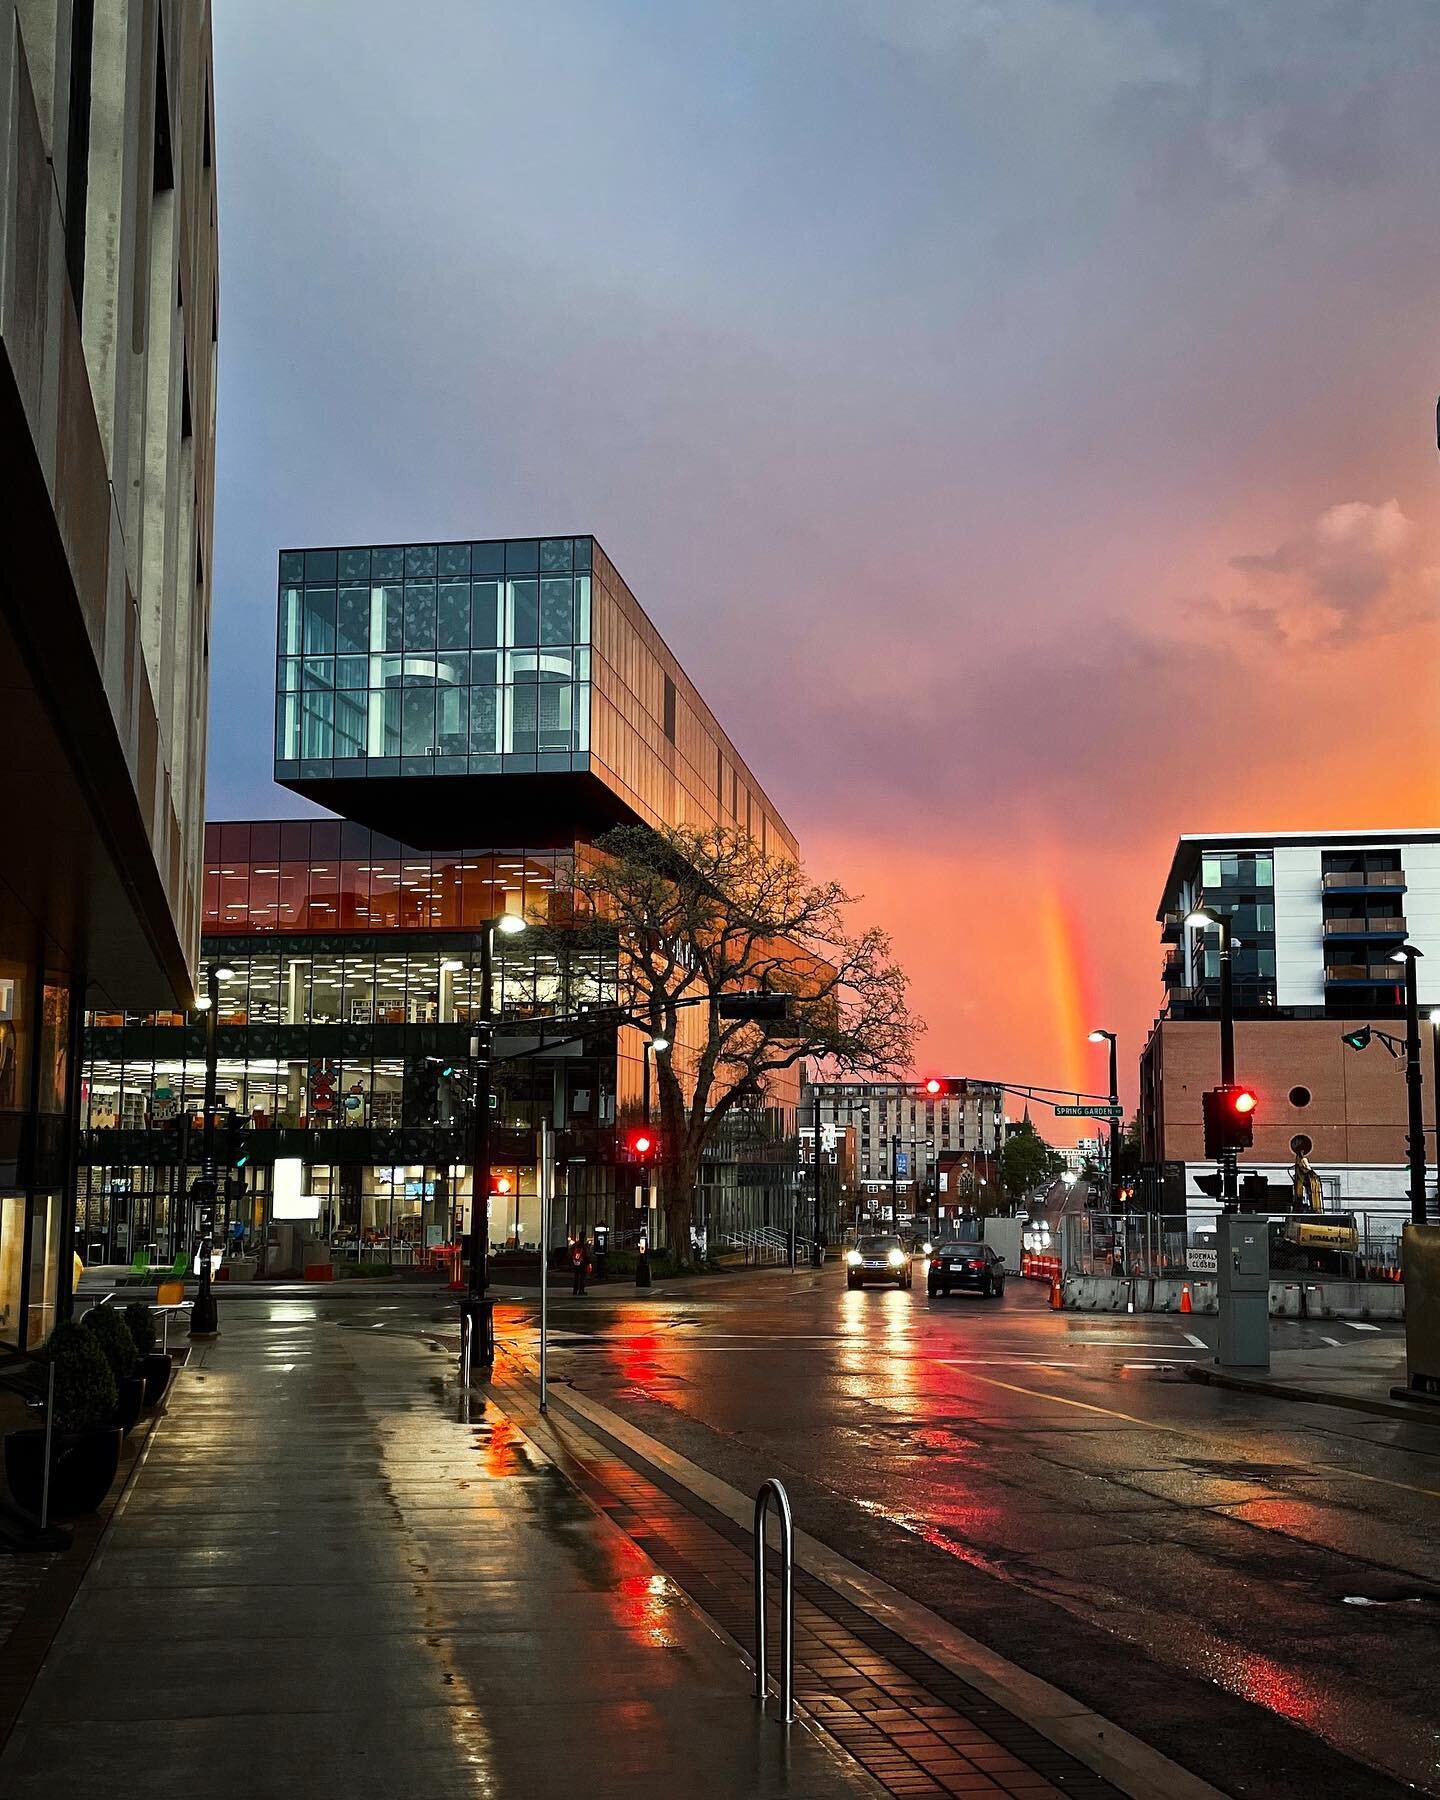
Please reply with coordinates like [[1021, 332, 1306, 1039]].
[[79, 538, 803, 1270]]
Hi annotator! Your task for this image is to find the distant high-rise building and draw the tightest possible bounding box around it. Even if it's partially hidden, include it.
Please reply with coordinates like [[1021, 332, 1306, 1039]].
[[0, 3, 218, 1346]]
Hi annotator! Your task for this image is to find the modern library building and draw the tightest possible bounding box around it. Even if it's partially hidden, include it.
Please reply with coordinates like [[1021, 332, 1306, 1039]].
[[77, 536, 802, 1269]]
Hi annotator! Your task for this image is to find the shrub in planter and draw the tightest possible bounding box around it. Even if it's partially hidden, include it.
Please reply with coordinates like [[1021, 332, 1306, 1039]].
[[124, 1302, 156, 1358], [3, 1322, 122, 1517], [124, 1302, 172, 1406], [82, 1306, 144, 1431]]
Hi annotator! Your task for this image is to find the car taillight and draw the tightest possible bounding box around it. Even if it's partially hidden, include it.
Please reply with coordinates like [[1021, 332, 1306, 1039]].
[[929, 1255, 941, 1268], [968, 1259, 985, 1270]]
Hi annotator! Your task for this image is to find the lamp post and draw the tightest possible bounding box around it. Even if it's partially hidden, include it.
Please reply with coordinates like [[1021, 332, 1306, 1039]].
[[640, 1035, 668, 1272], [1187, 908, 1240, 1208], [462, 912, 527, 1370], [1086, 1029, 1120, 1210], [190, 962, 234, 1339], [1430, 1009, 1440, 1213], [1390, 945, 1427, 1226]]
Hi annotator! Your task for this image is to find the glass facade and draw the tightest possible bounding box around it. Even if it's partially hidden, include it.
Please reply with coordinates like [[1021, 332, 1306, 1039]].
[[275, 540, 594, 780], [273, 535, 799, 865], [0, 930, 76, 1348]]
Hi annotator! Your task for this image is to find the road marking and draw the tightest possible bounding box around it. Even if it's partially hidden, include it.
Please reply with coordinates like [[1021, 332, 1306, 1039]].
[[1343, 1321, 1381, 1332], [1183, 1333, 1207, 1349], [959, 1372, 1440, 1501], [1320, 1335, 1342, 1347]]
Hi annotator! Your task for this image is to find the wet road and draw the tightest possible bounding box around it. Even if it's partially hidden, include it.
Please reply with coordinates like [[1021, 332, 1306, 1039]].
[[494, 1268, 1439, 1796]]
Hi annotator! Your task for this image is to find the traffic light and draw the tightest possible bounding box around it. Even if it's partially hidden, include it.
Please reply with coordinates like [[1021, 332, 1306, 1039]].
[[626, 1128, 657, 1163], [1202, 1085, 1257, 1158], [1341, 1026, 1372, 1052], [918, 1077, 965, 1097], [489, 1172, 512, 1198]]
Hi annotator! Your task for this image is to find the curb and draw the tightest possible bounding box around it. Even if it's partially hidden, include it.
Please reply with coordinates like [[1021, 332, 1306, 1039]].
[[1185, 1362, 1433, 1423], [537, 1370, 1229, 1800]]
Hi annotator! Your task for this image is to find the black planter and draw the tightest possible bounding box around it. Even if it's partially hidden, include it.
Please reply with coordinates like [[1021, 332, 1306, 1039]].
[[141, 1351, 173, 1408], [3, 1427, 123, 1517], [114, 1375, 146, 1434]]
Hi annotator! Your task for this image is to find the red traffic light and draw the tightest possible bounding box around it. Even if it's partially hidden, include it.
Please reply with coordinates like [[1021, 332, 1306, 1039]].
[[489, 1172, 513, 1196], [1232, 1088, 1257, 1115], [627, 1128, 657, 1161], [924, 1078, 942, 1096]]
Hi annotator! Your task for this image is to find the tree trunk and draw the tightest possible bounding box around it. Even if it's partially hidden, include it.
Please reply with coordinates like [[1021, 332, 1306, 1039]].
[[659, 1151, 701, 1269]]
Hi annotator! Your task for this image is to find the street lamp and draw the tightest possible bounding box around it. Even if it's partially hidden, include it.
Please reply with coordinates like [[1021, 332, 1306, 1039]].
[[462, 912, 527, 1370], [1430, 1010, 1440, 1212], [639, 1034, 669, 1273], [1086, 1029, 1120, 1209], [1390, 945, 1427, 1225], [191, 962, 234, 1339], [1186, 907, 1242, 1208]]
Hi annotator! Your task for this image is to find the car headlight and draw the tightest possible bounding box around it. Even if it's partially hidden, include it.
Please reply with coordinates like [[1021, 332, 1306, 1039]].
[[847, 1250, 862, 1266], [922, 1242, 934, 1256], [887, 1247, 904, 1266]]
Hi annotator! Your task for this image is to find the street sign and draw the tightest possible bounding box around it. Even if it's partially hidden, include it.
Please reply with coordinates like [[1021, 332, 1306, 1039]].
[[894, 1150, 910, 1176], [1187, 1248, 1218, 1274], [1053, 1104, 1123, 1119]]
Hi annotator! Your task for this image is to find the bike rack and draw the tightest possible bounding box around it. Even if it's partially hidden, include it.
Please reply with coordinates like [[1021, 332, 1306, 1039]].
[[753, 1478, 795, 1724]]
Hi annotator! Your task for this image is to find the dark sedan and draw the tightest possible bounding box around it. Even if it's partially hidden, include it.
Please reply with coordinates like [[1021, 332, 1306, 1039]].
[[845, 1234, 913, 1289], [927, 1241, 1006, 1299]]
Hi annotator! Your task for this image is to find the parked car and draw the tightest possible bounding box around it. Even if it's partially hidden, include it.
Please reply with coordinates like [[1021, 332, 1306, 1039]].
[[927, 1241, 1006, 1299], [846, 1234, 913, 1290]]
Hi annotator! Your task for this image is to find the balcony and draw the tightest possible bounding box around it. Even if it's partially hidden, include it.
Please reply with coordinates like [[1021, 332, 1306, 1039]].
[[1161, 951, 1184, 986], [1323, 962, 1406, 985], [1321, 870, 1406, 895], [1160, 912, 1183, 944], [1322, 916, 1407, 939]]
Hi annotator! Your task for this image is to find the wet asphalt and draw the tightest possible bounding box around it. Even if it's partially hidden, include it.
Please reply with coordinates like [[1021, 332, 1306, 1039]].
[[212, 1274, 1438, 1797]]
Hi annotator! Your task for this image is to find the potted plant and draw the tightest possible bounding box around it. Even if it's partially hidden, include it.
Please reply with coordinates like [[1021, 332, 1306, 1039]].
[[124, 1302, 172, 1406], [82, 1304, 145, 1432], [3, 1322, 121, 1517]]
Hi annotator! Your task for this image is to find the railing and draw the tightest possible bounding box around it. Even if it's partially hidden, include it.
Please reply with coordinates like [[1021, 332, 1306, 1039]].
[[1323, 917, 1406, 935], [1062, 1210, 1406, 1281], [753, 1479, 795, 1725], [1324, 963, 1406, 982], [1322, 870, 1405, 889], [717, 1227, 798, 1266]]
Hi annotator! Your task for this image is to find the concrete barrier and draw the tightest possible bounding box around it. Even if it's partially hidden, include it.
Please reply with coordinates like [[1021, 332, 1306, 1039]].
[[1062, 1273, 1404, 1319]]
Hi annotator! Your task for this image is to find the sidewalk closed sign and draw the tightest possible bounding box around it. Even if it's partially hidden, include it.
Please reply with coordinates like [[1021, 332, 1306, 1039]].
[[1187, 1248, 1218, 1274]]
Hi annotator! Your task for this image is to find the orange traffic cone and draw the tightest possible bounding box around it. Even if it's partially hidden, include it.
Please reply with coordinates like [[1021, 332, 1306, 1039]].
[[1049, 1274, 1063, 1310], [1179, 1283, 1192, 1314]]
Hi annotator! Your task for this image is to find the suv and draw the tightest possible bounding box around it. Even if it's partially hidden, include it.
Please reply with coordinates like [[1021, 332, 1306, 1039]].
[[846, 1234, 913, 1290], [927, 1241, 1006, 1300]]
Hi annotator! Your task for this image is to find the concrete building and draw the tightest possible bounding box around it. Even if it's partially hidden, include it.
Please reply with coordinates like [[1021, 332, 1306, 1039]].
[[1141, 832, 1440, 1211], [0, 2, 217, 1347], [801, 1078, 1005, 1222]]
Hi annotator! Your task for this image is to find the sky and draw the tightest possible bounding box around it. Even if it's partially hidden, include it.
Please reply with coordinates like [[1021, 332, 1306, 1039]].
[[208, 0, 1440, 1131]]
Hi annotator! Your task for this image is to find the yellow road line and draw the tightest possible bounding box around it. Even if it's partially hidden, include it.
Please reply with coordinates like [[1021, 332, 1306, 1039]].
[[962, 1371, 1440, 1502]]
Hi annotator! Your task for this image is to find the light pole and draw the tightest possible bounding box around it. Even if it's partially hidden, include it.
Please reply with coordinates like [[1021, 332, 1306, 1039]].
[[1390, 945, 1427, 1226], [462, 912, 527, 1370], [1086, 1029, 1120, 1210], [1430, 1009, 1440, 1211], [640, 1035, 668, 1273], [191, 962, 233, 1339], [1187, 908, 1240, 1209]]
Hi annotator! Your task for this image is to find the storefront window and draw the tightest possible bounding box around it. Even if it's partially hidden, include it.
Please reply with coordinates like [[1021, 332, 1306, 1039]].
[[0, 1192, 23, 1345]]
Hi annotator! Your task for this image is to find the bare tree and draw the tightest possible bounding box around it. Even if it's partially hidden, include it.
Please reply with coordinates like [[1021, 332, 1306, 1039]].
[[569, 824, 920, 1264]]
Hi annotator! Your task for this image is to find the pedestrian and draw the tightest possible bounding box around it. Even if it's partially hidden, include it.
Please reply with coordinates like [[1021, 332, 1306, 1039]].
[[571, 1231, 590, 1296]]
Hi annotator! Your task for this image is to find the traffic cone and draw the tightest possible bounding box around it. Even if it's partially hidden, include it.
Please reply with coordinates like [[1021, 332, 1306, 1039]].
[[1179, 1283, 1192, 1315], [1049, 1273, 1063, 1310]]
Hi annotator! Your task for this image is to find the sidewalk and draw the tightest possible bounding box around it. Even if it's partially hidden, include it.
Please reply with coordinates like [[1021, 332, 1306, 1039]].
[[1187, 1337, 1435, 1420], [0, 1310, 877, 1799]]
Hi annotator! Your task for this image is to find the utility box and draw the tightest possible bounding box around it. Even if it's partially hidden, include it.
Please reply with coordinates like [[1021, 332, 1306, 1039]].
[[982, 1217, 1022, 1271], [1402, 1224, 1440, 1397], [1216, 1214, 1270, 1369]]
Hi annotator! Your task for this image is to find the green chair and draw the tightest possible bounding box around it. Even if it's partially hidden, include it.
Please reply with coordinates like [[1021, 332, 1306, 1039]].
[[167, 1250, 188, 1278], [130, 1250, 150, 1276]]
